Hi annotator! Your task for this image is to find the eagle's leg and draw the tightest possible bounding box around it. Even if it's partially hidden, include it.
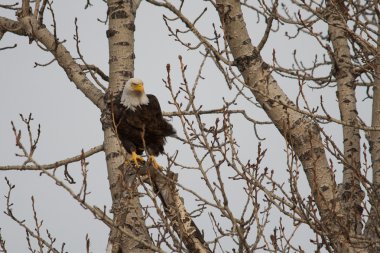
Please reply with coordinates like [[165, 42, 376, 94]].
[[129, 151, 145, 167], [148, 155, 161, 170]]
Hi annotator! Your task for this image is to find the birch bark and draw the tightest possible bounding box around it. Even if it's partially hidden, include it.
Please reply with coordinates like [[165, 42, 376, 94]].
[[214, 1, 364, 251], [102, 1, 155, 252], [364, 17, 380, 253], [215, 0, 337, 218], [325, 0, 364, 235]]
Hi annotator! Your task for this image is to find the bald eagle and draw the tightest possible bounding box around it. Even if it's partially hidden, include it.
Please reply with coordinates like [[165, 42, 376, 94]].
[[113, 78, 176, 169]]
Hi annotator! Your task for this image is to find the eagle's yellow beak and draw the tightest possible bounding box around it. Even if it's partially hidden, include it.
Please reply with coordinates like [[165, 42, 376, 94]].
[[133, 83, 144, 92]]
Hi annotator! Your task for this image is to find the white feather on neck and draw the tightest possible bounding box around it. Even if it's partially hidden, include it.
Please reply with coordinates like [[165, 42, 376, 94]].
[[120, 91, 149, 111]]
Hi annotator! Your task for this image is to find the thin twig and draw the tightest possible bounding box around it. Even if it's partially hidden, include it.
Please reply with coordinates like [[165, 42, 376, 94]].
[[0, 145, 103, 171]]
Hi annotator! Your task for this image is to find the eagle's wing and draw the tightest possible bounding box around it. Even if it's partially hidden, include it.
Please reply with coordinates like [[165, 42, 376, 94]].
[[145, 94, 176, 137], [146, 94, 164, 119]]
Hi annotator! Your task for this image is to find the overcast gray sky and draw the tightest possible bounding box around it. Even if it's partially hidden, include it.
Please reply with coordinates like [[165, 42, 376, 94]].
[[0, 1, 374, 252]]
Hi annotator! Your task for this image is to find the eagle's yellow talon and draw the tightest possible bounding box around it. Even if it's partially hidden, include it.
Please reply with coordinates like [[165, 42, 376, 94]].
[[149, 155, 161, 170], [128, 151, 145, 167]]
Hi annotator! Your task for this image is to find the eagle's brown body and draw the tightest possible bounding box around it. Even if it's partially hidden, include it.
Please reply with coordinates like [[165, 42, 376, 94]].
[[114, 94, 176, 157]]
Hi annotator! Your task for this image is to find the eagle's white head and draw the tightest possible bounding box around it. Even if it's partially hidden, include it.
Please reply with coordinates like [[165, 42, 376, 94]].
[[120, 78, 149, 111]]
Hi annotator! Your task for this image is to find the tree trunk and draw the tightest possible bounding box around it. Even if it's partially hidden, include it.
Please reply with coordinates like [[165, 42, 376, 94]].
[[364, 15, 380, 253], [215, 0, 337, 219], [214, 1, 365, 251], [103, 1, 154, 252], [326, 0, 364, 236]]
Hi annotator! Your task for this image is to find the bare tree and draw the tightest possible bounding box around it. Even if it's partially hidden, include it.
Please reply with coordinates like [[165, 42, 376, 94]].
[[2, 0, 380, 252]]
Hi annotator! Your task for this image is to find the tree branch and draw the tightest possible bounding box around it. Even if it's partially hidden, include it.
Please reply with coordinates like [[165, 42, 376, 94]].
[[150, 170, 211, 253], [0, 16, 105, 108], [215, 0, 340, 231], [146, 0, 233, 66], [0, 145, 104, 171], [80, 64, 109, 82]]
